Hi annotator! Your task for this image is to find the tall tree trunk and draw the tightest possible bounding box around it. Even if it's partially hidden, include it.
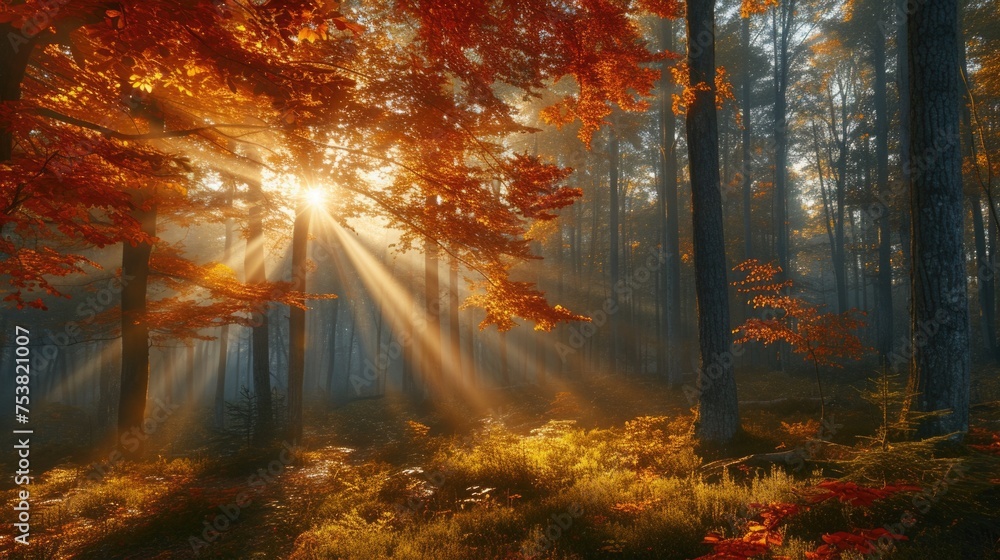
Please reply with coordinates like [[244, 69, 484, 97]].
[[0, 27, 33, 162], [423, 196, 442, 397], [287, 200, 309, 442], [214, 206, 234, 429], [464, 307, 476, 387], [185, 342, 195, 402], [958, 23, 996, 362], [245, 174, 273, 440], [449, 254, 463, 386], [118, 185, 157, 436], [897, 0, 913, 277], [686, 0, 740, 443], [834, 124, 848, 315], [499, 330, 509, 386], [117, 110, 162, 438], [772, 3, 793, 275], [608, 125, 621, 372], [659, 19, 682, 386], [907, 0, 970, 438], [970, 192, 996, 358], [741, 16, 753, 262], [325, 300, 341, 402], [98, 339, 119, 438], [874, 33, 894, 362]]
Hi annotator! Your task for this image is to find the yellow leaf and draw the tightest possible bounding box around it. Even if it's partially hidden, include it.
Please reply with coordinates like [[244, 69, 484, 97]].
[[297, 27, 320, 43]]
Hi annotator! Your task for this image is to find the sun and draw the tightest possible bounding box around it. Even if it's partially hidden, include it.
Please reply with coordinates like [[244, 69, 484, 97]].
[[303, 187, 327, 208]]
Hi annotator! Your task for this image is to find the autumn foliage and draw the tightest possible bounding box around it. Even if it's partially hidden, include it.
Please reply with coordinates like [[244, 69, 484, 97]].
[[0, 0, 681, 334], [697, 481, 918, 560], [733, 259, 868, 368]]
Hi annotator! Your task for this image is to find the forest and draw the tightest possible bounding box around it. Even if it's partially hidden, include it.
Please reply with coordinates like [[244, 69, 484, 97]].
[[0, 0, 999, 558]]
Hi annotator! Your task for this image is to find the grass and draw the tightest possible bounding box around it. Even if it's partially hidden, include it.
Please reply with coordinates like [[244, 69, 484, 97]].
[[1, 368, 998, 559]]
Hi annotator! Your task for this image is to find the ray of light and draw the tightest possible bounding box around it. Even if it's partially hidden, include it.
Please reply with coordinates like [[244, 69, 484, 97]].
[[314, 216, 491, 410]]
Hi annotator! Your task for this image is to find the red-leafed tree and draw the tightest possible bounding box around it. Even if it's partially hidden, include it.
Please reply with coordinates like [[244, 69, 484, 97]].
[[1, 1, 669, 441], [734, 259, 868, 421]]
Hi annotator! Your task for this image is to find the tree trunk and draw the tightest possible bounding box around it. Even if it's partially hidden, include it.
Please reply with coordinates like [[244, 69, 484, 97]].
[[117, 106, 163, 438], [686, 0, 740, 443], [449, 254, 463, 386], [659, 19, 682, 386], [740, 16, 753, 262], [287, 199, 309, 442], [98, 339, 119, 437], [907, 0, 970, 438], [608, 125, 621, 372], [874, 33, 894, 362], [118, 186, 157, 436], [897, 0, 912, 277], [834, 124, 848, 315], [959, 26, 997, 362], [245, 175, 273, 440], [214, 206, 234, 429], [0, 26, 33, 162], [423, 195, 442, 397], [772, 3, 793, 275], [970, 192, 997, 358], [499, 330, 509, 386]]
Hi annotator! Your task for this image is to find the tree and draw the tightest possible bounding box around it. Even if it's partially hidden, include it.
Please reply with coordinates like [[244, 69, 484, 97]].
[[685, 0, 740, 442], [733, 259, 867, 421], [4, 1, 669, 436], [658, 18, 683, 385], [906, 0, 970, 438]]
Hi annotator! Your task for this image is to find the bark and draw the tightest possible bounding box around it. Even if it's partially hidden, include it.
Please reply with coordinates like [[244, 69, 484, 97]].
[[213, 200, 234, 429], [98, 339, 119, 436], [118, 183, 157, 436], [907, 0, 970, 438], [287, 200, 309, 442], [740, 16, 753, 262], [959, 25, 997, 361], [245, 174, 273, 440], [897, 0, 912, 275], [0, 26, 34, 161], [185, 342, 195, 402], [813, 121, 841, 312], [608, 125, 621, 371], [424, 206, 442, 397], [833, 107, 849, 315], [971, 192, 996, 357], [449, 254, 463, 386], [659, 19, 683, 386], [463, 307, 476, 386], [499, 330, 509, 386], [686, 0, 740, 443], [874, 33, 894, 361], [772, 2, 794, 274], [325, 300, 341, 401]]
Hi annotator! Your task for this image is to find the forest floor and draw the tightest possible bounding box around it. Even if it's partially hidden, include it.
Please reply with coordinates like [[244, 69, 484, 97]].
[[2, 365, 1000, 559]]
